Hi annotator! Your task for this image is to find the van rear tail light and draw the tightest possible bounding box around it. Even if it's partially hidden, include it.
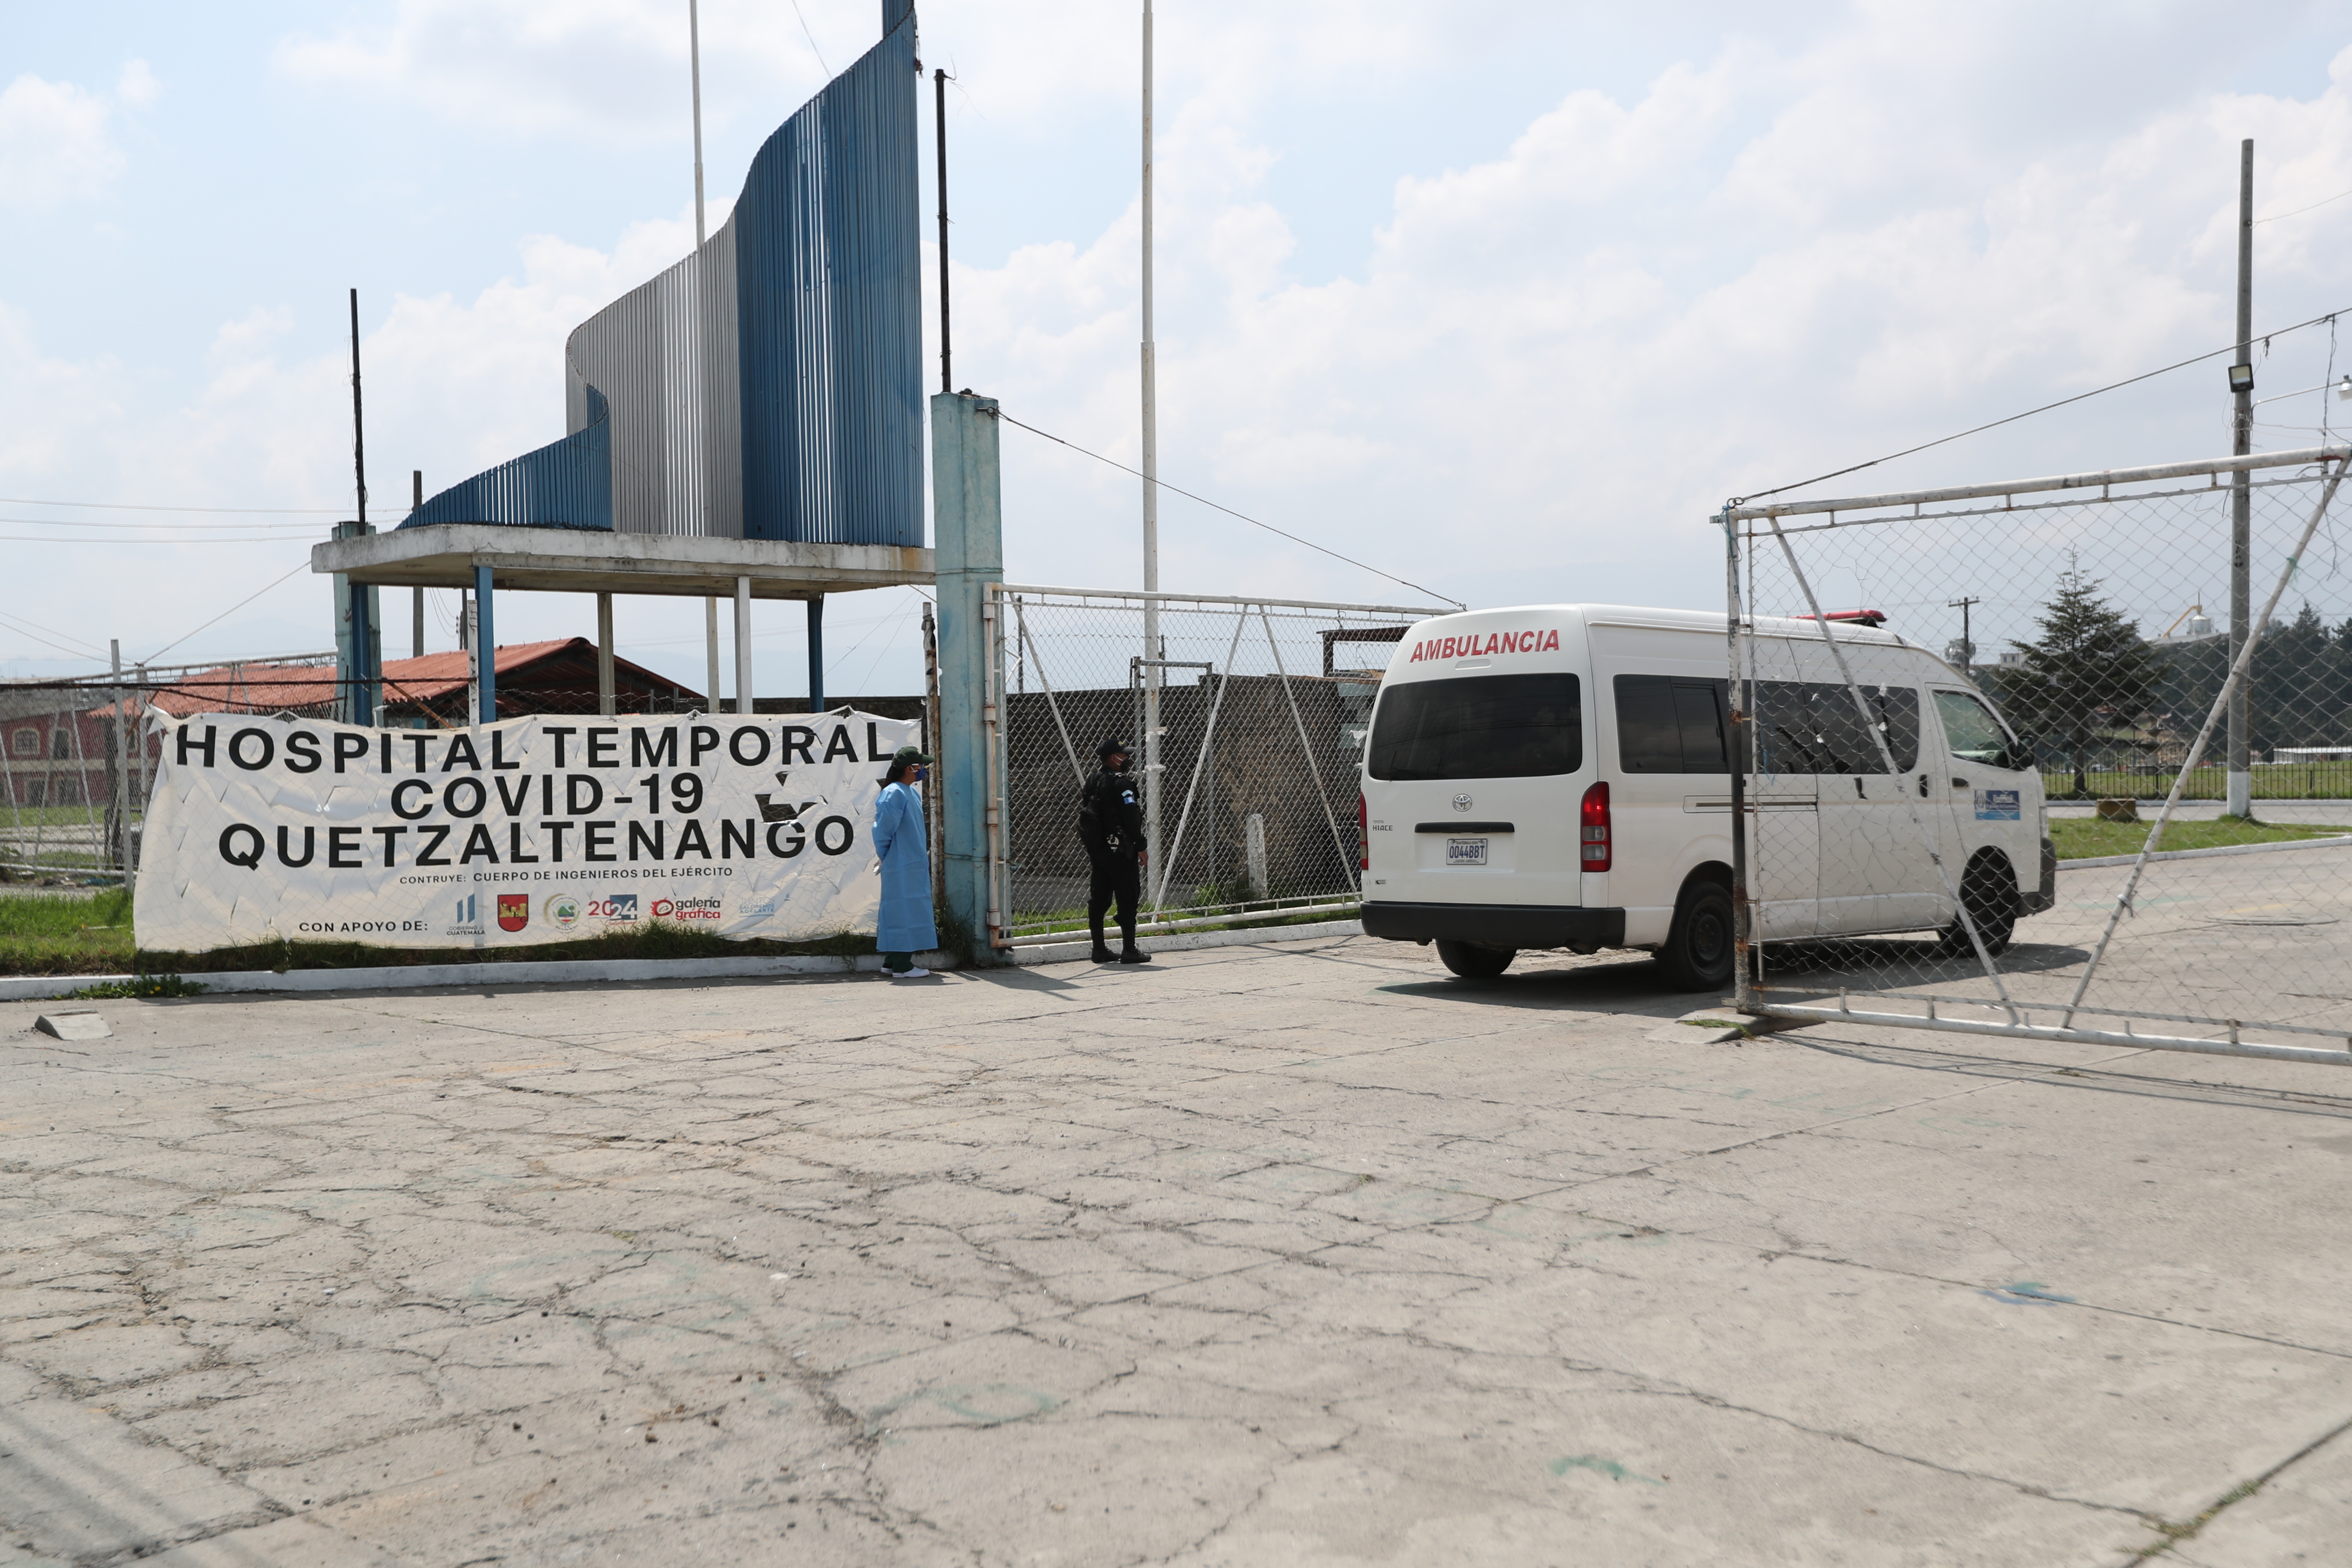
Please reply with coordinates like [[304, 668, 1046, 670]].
[[1579, 781, 1612, 871], [1359, 794, 1369, 871]]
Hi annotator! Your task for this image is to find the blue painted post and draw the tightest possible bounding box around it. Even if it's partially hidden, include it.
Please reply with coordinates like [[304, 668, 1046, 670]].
[[474, 564, 496, 722], [807, 595, 826, 714], [349, 580, 375, 726], [932, 391, 1003, 962]]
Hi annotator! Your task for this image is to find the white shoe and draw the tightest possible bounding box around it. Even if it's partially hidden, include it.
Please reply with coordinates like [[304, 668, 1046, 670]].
[[886, 966, 930, 979]]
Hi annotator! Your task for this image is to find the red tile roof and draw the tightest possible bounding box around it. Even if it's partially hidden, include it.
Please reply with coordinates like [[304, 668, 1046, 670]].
[[134, 639, 699, 718]]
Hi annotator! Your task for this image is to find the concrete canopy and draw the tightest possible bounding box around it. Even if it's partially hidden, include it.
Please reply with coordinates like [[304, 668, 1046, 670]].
[[311, 523, 933, 601]]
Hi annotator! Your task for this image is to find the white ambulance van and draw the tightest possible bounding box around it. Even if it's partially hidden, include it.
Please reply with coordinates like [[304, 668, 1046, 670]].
[[1357, 605, 2055, 989]]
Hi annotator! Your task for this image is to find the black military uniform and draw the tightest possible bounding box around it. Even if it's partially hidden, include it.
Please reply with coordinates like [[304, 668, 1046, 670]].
[[1079, 738, 1151, 964]]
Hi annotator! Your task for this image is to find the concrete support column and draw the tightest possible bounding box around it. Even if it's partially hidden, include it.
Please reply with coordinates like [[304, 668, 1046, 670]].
[[933, 390, 1004, 962], [596, 593, 617, 716], [474, 564, 496, 724], [733, 577, 753, 715], [807, 596, 827, 715]]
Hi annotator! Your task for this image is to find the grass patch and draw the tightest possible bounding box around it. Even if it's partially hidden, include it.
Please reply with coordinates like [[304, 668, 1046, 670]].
[[66, 974, 208, 999], [136, 919, 877, 976], [0, 887, 885, 976], [2050, 816, 2352, 861], [2043, 765, 2352, 802], [0, 887, 136, 975]]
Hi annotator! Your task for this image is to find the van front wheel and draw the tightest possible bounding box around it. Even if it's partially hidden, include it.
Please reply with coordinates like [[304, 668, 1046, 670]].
[[1935, 854, 2018, 958], [1657, 880, 1735, 992], [1436, 940, 1515, 979]]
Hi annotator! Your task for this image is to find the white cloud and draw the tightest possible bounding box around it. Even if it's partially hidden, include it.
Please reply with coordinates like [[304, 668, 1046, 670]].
[[0, 73, 124, 207], [116, 59, 161, 108], [16, 4, 2352, 677]]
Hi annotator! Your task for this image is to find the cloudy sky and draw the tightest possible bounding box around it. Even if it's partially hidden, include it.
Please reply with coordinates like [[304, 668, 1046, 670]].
[[8, 1, 2352, 695]]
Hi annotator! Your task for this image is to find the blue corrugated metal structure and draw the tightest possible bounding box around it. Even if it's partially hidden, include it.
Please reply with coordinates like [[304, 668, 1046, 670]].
[[403, 2, 921, 545], [403, 388, 613, 530]]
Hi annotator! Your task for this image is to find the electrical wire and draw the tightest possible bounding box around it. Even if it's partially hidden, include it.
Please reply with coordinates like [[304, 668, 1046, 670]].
[[2256, 186, 2352, 226], [789, 0, 831, 76], [0, 496, 350, 514], [991, 410, 1462, 607], [0, 514, 326, 531], [143, 561, 310, 663], [1732, 302, 2352, 508], [0, 535, 314, 545], [0, 606, 107, 661]]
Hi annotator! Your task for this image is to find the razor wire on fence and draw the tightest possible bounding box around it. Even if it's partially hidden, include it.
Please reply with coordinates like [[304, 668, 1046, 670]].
[[988, 585, 1445, 944], [1726, 444, 2352, 1065]]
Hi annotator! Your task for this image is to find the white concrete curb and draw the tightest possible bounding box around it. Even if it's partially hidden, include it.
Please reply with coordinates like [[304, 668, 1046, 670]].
[[1009, 919, 1363, 967], [0, 949, 964, 1003], [2059, 833, 2352, 871]]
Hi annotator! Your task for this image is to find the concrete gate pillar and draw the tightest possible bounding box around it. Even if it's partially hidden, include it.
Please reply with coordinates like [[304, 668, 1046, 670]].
[[933, 390, 1004, 963]]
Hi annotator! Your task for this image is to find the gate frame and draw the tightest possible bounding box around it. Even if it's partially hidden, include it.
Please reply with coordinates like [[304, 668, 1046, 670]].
[[984, 581, 1447, 948], [1722, 443, 2352, 1067]]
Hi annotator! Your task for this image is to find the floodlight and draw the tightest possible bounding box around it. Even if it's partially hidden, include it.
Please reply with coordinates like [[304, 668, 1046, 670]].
[[2228, 362, 2255, 395]]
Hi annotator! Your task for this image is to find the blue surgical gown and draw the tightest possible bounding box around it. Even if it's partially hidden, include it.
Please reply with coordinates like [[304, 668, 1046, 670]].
[[871, 781, 937, 954]]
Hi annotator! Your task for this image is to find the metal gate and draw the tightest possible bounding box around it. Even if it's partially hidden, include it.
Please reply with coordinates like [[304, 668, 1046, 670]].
[[982, 583, 1446, 949], [1727, 445, 2352, 1066]]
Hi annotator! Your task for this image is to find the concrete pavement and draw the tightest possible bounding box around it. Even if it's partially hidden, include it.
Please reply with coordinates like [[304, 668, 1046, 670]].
[[5, 935, 2351, 1565]]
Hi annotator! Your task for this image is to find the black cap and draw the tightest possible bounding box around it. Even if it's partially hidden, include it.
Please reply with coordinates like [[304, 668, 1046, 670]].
[[1098, 737, 1132, 758]]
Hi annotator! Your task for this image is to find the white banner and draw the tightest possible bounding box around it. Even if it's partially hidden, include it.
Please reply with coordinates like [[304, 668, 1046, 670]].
[[134, 710, 920, 952]]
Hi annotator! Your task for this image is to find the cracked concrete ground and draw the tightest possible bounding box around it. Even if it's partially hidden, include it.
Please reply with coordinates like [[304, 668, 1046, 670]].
[[4, 933, 2351, 1566]]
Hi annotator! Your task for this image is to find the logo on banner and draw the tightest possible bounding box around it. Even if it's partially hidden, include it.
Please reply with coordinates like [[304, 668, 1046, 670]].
[[1974, 788, 2022, 821], [497, 894, 529, 932], [590, 893, 639, 923], [447, 894, 484, 936], [652, 896, 723, 921], [545, 893, 582, 929]]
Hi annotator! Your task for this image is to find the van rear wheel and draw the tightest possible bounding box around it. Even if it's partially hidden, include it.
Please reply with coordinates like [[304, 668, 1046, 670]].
[[1436, 940, 1515, 979], [1657, 880, 1734, 993]]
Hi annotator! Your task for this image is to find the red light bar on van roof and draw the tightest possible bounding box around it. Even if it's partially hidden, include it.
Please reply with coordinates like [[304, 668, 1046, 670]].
[[1795, 609, 1888, 628]]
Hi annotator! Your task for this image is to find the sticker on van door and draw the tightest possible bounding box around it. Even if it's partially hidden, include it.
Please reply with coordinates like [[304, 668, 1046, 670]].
[[1973, 788, 2021, 821]]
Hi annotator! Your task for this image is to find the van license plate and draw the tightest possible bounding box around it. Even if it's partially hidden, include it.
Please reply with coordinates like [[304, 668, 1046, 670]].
[[1446, 837, 1489, 866]]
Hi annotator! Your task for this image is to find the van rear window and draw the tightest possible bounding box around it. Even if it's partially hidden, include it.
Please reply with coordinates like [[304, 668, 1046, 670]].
[[1367, 674, 1582, 781]]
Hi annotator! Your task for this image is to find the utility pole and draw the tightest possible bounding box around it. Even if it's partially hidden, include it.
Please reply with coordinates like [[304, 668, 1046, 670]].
[[1139, 0, 1162, 900], [1947, 596, 1979, 675], [346, 287, 376, 727], [412, 471, 425, 659], [2228, 138, 2255, 820], [691, 0, 723, 719], [936, 67, 952, 394]]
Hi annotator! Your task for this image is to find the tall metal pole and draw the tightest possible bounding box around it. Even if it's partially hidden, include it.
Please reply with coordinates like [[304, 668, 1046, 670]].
[[692, 0, 723, 720], [1139, 0, 1162, 892], [2228, 138, 2255, 819], [108, 638, 126, 872], [936, 68, 952, 395], [347, 288, 375, 727], [411, 471, 425, 659]]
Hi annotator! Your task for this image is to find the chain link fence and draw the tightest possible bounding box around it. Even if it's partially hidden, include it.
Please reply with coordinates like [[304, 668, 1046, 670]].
[[988, 585, 1445, 946], [1727, 445, 2352, 1065]]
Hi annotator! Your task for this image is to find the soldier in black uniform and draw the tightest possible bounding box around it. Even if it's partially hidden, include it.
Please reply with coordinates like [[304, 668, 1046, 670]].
[[1079, 737, 1152, 965]]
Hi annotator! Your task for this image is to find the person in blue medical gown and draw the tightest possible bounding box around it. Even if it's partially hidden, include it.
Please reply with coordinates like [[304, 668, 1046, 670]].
[[872, 745, 937, 978]]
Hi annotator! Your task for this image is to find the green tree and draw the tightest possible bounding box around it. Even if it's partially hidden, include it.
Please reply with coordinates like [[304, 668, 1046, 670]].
[[1993, 572, 2165, 797]]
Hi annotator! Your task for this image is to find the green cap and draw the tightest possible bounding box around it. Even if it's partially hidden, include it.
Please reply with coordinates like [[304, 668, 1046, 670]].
[[890, 745, 935, 767]]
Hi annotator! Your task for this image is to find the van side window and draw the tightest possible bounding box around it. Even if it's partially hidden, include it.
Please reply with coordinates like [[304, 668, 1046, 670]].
[[1367, 673, 1581, 781], [1747, 681, 1919, 774], [1614, 675, 1728, 774], [1933, 688, 2023, 769]]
